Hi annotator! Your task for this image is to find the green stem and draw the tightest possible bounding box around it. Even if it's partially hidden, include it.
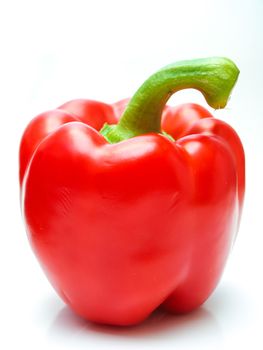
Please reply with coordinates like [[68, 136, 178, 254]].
[[100, 57, 239, 143]]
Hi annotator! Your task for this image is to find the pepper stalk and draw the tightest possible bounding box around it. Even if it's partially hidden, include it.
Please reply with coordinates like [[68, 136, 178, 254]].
[[100, 57, 239, 143]]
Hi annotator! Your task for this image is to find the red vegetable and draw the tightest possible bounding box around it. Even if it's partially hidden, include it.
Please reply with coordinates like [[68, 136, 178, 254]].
[[20, 57, 245, 326]]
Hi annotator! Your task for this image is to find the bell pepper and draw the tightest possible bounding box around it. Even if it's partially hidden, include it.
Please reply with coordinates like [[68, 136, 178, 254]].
[[20, 57, 245, 326]]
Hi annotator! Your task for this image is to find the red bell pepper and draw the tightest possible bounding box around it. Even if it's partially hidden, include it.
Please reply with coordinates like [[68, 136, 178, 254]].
[[20, 57, 245, 326]]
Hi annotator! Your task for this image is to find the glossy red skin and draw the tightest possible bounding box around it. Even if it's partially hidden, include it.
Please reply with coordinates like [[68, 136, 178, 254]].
[[20, 99, 245, 326]]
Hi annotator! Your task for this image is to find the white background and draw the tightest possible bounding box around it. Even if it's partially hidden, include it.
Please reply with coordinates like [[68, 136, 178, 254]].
[[0, 0, 262, 349]]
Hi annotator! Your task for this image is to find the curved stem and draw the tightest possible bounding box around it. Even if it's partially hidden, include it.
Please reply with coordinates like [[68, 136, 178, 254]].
[[100, 57, 239, 143]]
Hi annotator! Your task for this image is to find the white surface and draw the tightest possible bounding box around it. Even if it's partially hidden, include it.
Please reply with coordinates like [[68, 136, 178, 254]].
[[0, 0, 263, 349]]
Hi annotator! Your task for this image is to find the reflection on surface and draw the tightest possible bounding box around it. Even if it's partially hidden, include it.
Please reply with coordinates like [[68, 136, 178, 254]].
[[47, 292, 225, 349]]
